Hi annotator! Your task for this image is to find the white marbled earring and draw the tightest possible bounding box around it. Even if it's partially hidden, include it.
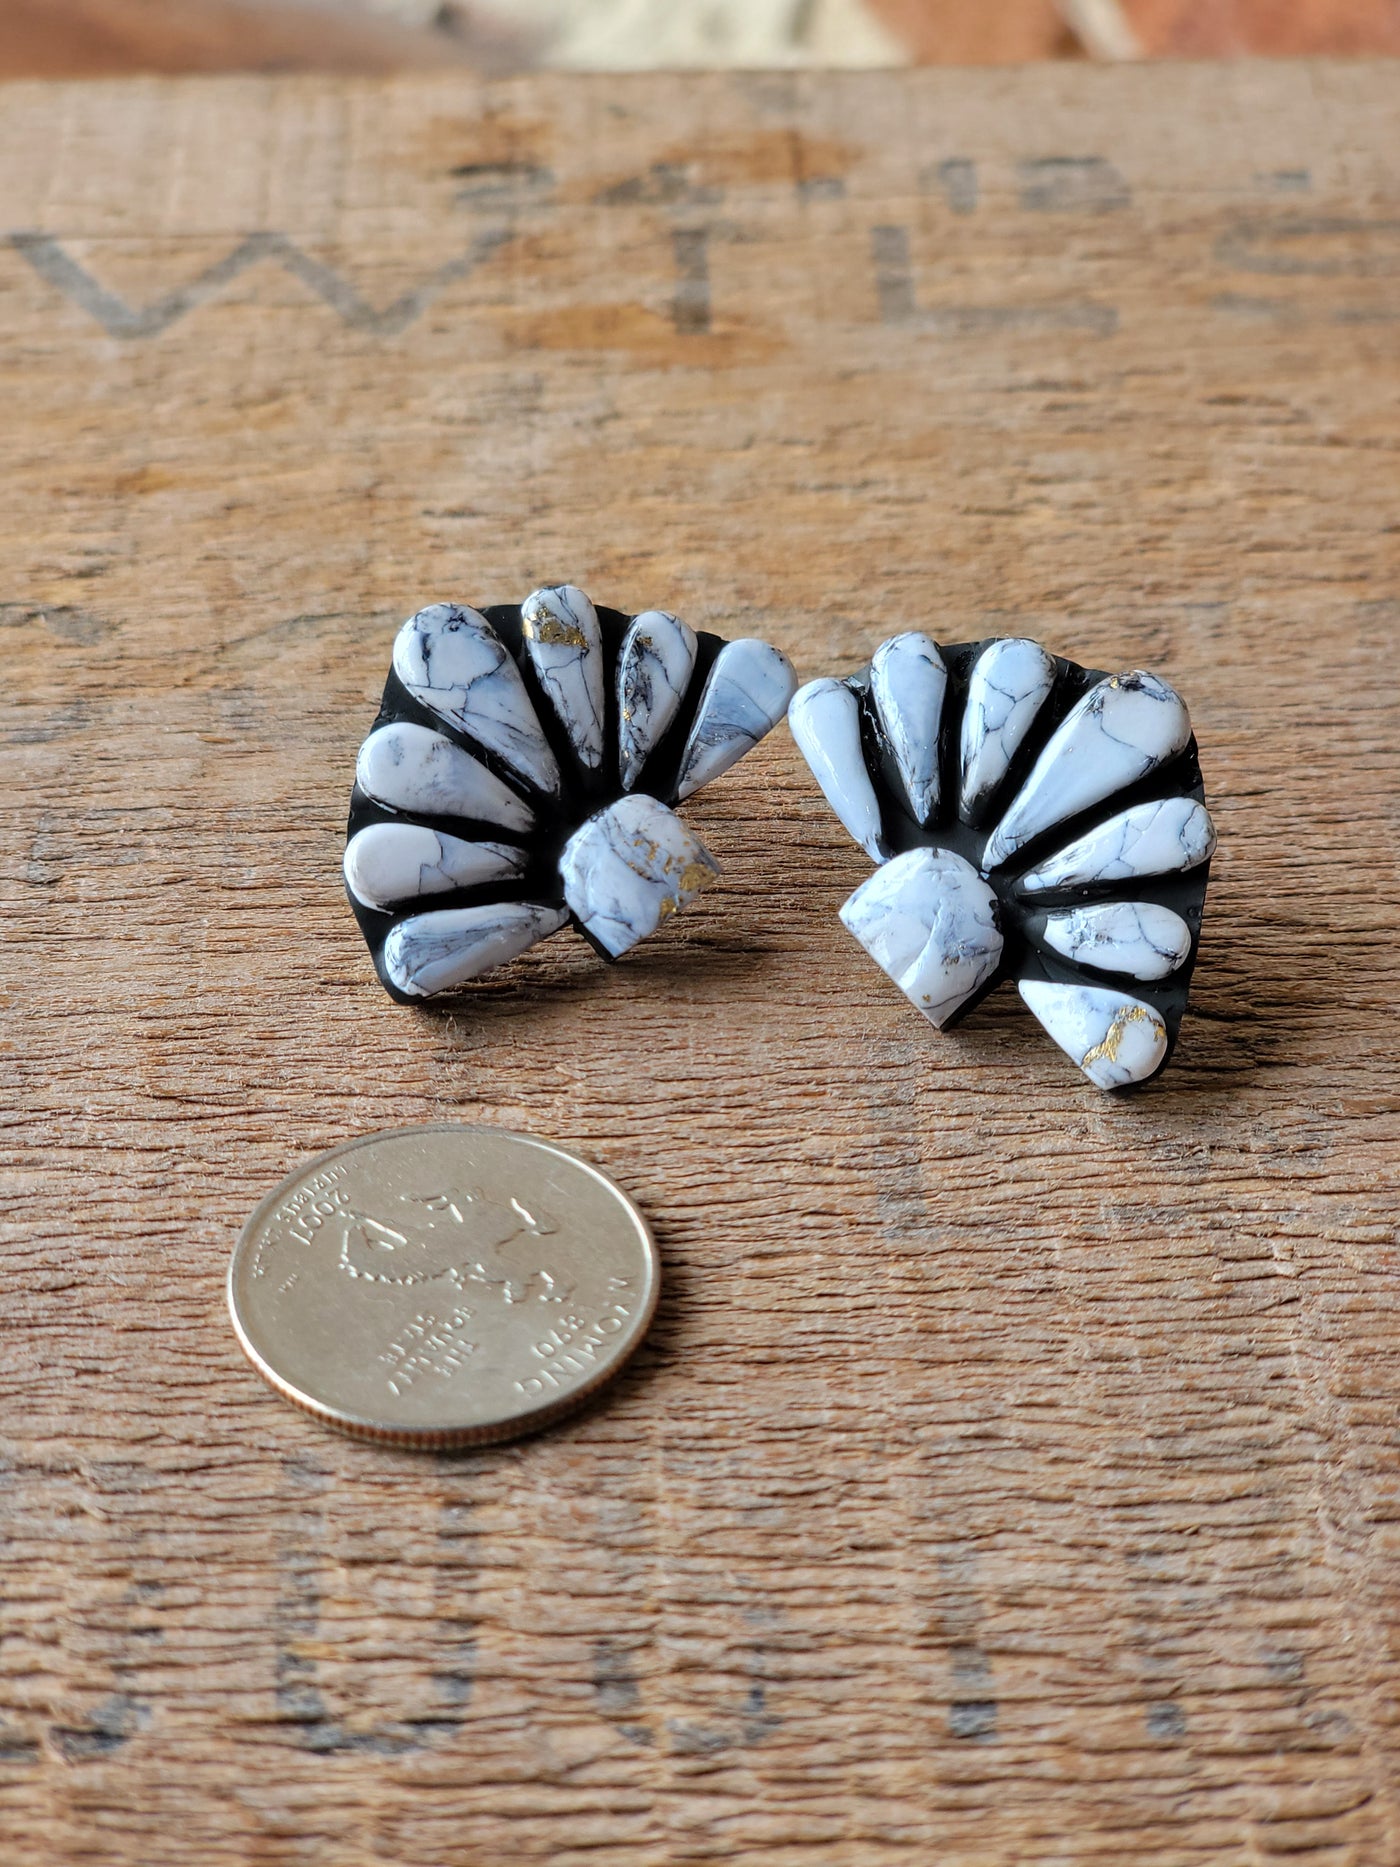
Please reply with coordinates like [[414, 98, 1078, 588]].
[[789, 634, 1216, 1090], [347, 590, 797, 1001]]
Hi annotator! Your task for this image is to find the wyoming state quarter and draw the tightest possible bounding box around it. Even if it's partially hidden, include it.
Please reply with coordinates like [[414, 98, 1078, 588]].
[[228, 1125, 659, 1447]]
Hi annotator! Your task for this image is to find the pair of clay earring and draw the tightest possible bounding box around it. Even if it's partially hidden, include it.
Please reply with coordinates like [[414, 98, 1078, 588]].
[[345, 587, 1215, 1091]]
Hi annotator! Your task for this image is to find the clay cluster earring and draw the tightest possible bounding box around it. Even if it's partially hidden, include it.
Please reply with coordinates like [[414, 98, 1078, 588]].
[[789, 635, 1215, 1090], [345, 592, 1214, 1092], [345, 588, 796, 1001]]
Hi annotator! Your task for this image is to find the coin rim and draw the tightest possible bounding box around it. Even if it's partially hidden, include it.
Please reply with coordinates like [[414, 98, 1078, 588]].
[[228, 1123, 661, 1449]]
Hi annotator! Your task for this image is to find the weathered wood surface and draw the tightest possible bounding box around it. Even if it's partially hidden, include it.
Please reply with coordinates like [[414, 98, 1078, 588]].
[[0, 61, 1397, 1866]]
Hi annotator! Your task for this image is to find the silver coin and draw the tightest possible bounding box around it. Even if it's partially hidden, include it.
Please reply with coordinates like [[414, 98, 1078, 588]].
[[228, 1124, 660, 1448]]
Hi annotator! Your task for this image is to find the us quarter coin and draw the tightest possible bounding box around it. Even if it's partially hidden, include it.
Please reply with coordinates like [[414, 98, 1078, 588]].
[[228, 1125, 660, 1448]]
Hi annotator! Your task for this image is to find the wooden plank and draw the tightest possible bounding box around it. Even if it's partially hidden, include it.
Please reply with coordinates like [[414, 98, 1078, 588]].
[[0, 0, 471, 80], [1121, 0, 1400, 56], [0, 60, 1397, 1865], [872, 0, 1400, 59], [869, 0, 1079, 62]]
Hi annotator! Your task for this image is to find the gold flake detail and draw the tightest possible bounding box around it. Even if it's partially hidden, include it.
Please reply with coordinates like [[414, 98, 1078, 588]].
[[1081, 1003, 1162, 1069], [522, 613, 588, 649]]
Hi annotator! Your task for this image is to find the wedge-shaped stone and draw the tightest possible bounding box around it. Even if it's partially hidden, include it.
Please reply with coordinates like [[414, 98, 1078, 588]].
[[393, 604, 560, 796], [1018, 979, 1168, 1089], [958, 637, 1057, 821], [560, 794, 719, 959], [788, 677, 884, 862], [382, 902, 569, 999], [981, 671, 1191, 871], [344, 823, 526, 912], [1041, 901, 1192, 981], [870, 632, 946, 827], [521, 584, 606, 772], [840, 847, 1002, 1029], [1015, 796, 1216, 894], [617, 609, 698, 791], [674, 638, 798, 801], [355, 722, 534, 835]]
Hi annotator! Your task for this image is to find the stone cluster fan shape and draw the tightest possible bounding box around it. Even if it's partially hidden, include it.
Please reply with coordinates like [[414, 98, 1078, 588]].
[[788, 634, 1216, 1090], [346, 590, 797, 1001]]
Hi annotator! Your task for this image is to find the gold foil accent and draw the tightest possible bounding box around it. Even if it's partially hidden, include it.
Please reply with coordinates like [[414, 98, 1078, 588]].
[[1080, 1003, 1161, 1069], [522, 612, 588, 649]]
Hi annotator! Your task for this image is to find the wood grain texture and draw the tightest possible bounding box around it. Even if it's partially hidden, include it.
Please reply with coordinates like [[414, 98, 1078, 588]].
[[0, 60, 1397, 1866]]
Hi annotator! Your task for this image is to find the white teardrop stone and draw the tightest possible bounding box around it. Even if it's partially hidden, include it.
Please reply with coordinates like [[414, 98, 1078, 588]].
[[355, 722, 535, 836], [840, 847, 1003, 1029], [788, 678, 884, 862], [673, 638, 798, 801], [870, 632, 946, 827], [1018, 980, 1168, 1089], [617, 609, 698, 791], [958, 637, 1057, 820], [393, 604, 560, 796], [560, 794, 718, 959], [521, 584, 606, 772], [1040, 901, 1192, 981], [344, 824, 526, 912], [1015, 797, 1216, 894], [382, 902, 569, 999], [982, 671, 1191, 871]]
